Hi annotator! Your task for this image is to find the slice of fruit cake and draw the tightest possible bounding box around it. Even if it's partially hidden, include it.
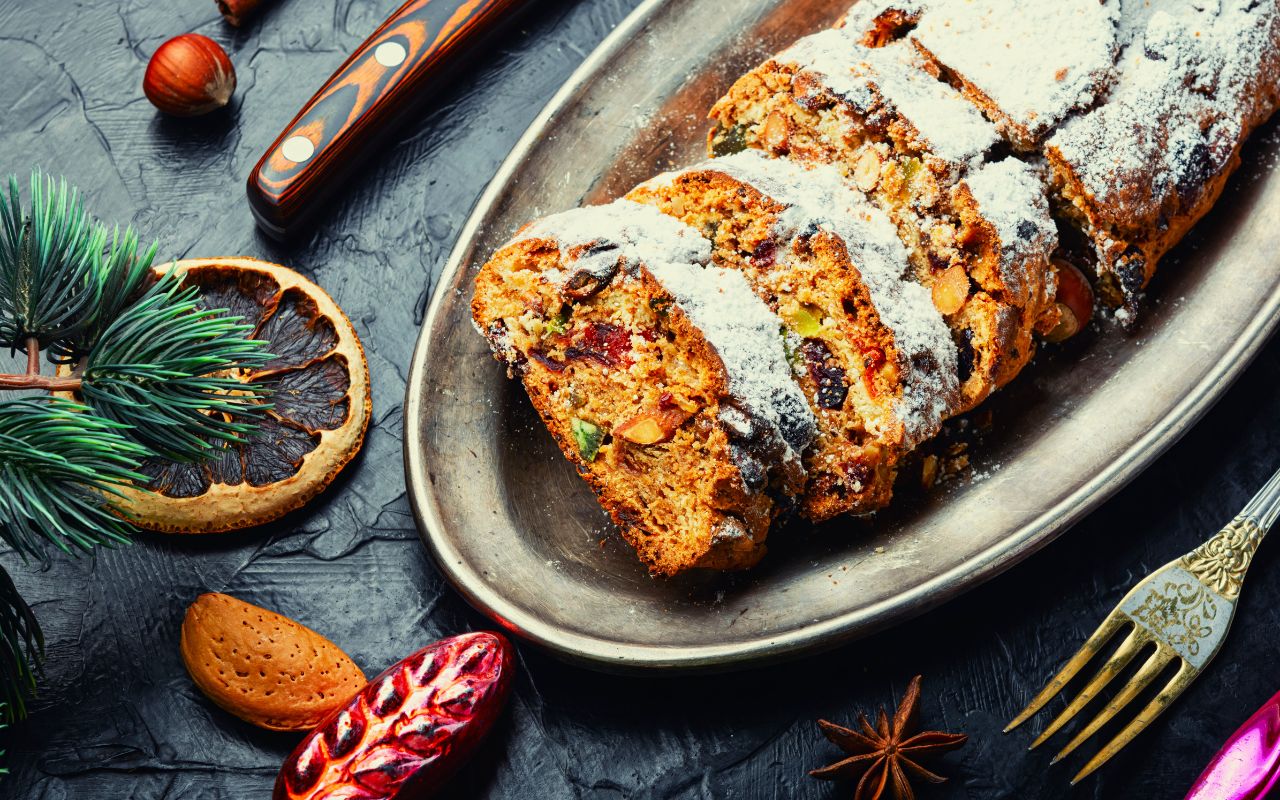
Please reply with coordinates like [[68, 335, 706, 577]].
[[1044, 0, 1280, 317], [627, 150, 958, 522], [707, 30, 1058, 409], [472, 200, 815, 575]]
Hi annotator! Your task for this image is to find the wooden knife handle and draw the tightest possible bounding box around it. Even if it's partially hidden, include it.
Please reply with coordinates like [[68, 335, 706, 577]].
[[247, 0, 524, 238]]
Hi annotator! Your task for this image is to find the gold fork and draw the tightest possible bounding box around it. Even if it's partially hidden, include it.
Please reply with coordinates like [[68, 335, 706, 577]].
[[1004, 467, 1280, 783]]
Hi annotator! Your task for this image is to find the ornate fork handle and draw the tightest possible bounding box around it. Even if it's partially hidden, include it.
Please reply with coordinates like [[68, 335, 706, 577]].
[[1181, 467, 1280, 601], [1179, 467, 1280, 799], [1008, 465, 1280, 786]]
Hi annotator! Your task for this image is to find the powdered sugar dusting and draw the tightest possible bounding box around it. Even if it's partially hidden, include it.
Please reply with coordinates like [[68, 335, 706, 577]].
[[681, 150, 959, 444], [1047, 0, 1280, 235], [781, 31, 998, 168], [510, 200, 711, 287], [964, 158, 1058, 308], [840, 0, 925, 35], [646, 260, 817, 462], [912, 0, 1120, 144]]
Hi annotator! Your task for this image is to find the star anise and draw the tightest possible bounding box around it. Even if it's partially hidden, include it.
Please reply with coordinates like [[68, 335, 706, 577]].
[[810, 675, 967, 800]]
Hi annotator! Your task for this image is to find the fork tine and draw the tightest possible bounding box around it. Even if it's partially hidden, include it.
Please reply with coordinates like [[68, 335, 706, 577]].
[[1005, 615, 1128, 733], [1050, 643, 1177, 764], [1070, 660, 1197, 784], [1029, 626, 1152, 749]]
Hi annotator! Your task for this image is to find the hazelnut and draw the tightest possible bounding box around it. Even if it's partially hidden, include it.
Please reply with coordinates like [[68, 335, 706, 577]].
[[144, 34, 236, 117]]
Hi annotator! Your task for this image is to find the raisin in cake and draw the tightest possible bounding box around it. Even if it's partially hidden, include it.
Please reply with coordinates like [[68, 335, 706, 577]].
[[627, 150, 958, 521], [472, 200, 815, 575], [707, 31, 1058, 408], [1044, 0, 1280, 315]]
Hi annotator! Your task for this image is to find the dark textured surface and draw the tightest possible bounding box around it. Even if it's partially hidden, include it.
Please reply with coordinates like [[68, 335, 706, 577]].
[[2, 1, 1279, 798]]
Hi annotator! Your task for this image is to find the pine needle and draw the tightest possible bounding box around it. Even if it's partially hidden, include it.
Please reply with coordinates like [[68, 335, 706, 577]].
[[0, 569, 40, 726], [0, 173, 104, 351], [82, 268, 273, 462], [0, 398, 147, 560]]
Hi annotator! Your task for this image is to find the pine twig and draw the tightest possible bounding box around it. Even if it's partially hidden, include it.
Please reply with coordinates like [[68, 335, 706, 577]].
[[0, 397, 147, 560], [0, 374, 81, 391], [0, 337, 81, 390], [81, 269, 272, 462]]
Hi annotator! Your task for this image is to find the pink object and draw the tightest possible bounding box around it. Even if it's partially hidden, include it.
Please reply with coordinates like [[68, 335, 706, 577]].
[[1186, 690, 1280, 800], [273, 631, 514, 800]]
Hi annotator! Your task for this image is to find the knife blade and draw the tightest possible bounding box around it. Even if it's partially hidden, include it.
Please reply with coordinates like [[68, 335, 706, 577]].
[[247, 0, 527, 239]]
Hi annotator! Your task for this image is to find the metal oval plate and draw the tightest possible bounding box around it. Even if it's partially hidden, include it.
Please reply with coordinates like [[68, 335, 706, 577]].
[[404, 0, 1280, 671]]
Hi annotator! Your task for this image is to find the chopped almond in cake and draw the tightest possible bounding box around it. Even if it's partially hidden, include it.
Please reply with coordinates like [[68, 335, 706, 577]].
[[472, 200, 815, 574], [628, 151, 959, 521]]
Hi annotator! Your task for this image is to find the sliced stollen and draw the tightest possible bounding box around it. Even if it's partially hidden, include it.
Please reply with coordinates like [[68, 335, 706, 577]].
[[627, 150, 959, 522], [1044, 0, 1280, 317], [707, 31, 1058, 409], [471, 200, 815, 575], [840, 0, 1122, 150]]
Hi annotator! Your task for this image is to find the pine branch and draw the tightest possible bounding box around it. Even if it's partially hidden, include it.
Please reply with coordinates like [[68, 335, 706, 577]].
[[0, 566, 40, 725], [80, 269, 272, 462], [0, 170, 276, 725], [50, 225, 158, 363], [0, 173, 104, 351], [0, 397, 148, 560]]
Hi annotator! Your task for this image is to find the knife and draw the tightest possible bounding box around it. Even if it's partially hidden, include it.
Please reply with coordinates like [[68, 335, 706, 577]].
[[1185, 689, 1280, 800], [247, 0, 527, 239]]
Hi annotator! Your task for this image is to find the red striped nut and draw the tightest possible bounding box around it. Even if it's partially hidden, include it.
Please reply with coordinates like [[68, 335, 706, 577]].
[[274, 632, 514, 800]]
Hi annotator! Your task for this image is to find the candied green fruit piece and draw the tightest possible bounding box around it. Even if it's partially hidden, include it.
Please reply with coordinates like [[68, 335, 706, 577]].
[[544, 307, 570, 335], [784, 304, 824, 338], [711, 124, 749, 157], [571, 418, 603, 462]]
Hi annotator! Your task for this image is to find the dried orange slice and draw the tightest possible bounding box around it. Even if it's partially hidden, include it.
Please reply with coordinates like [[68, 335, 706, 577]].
[[102, 257, 370, 533]]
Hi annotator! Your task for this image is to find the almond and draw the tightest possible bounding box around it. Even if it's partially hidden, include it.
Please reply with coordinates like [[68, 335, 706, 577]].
[[931, 265, 970, 315], [853, 148, 883, 192], [180, 593, 366, 731], [615, 401, 697, 445], [761, 110, 790, 152], [1043, 258, 1095, 342]]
